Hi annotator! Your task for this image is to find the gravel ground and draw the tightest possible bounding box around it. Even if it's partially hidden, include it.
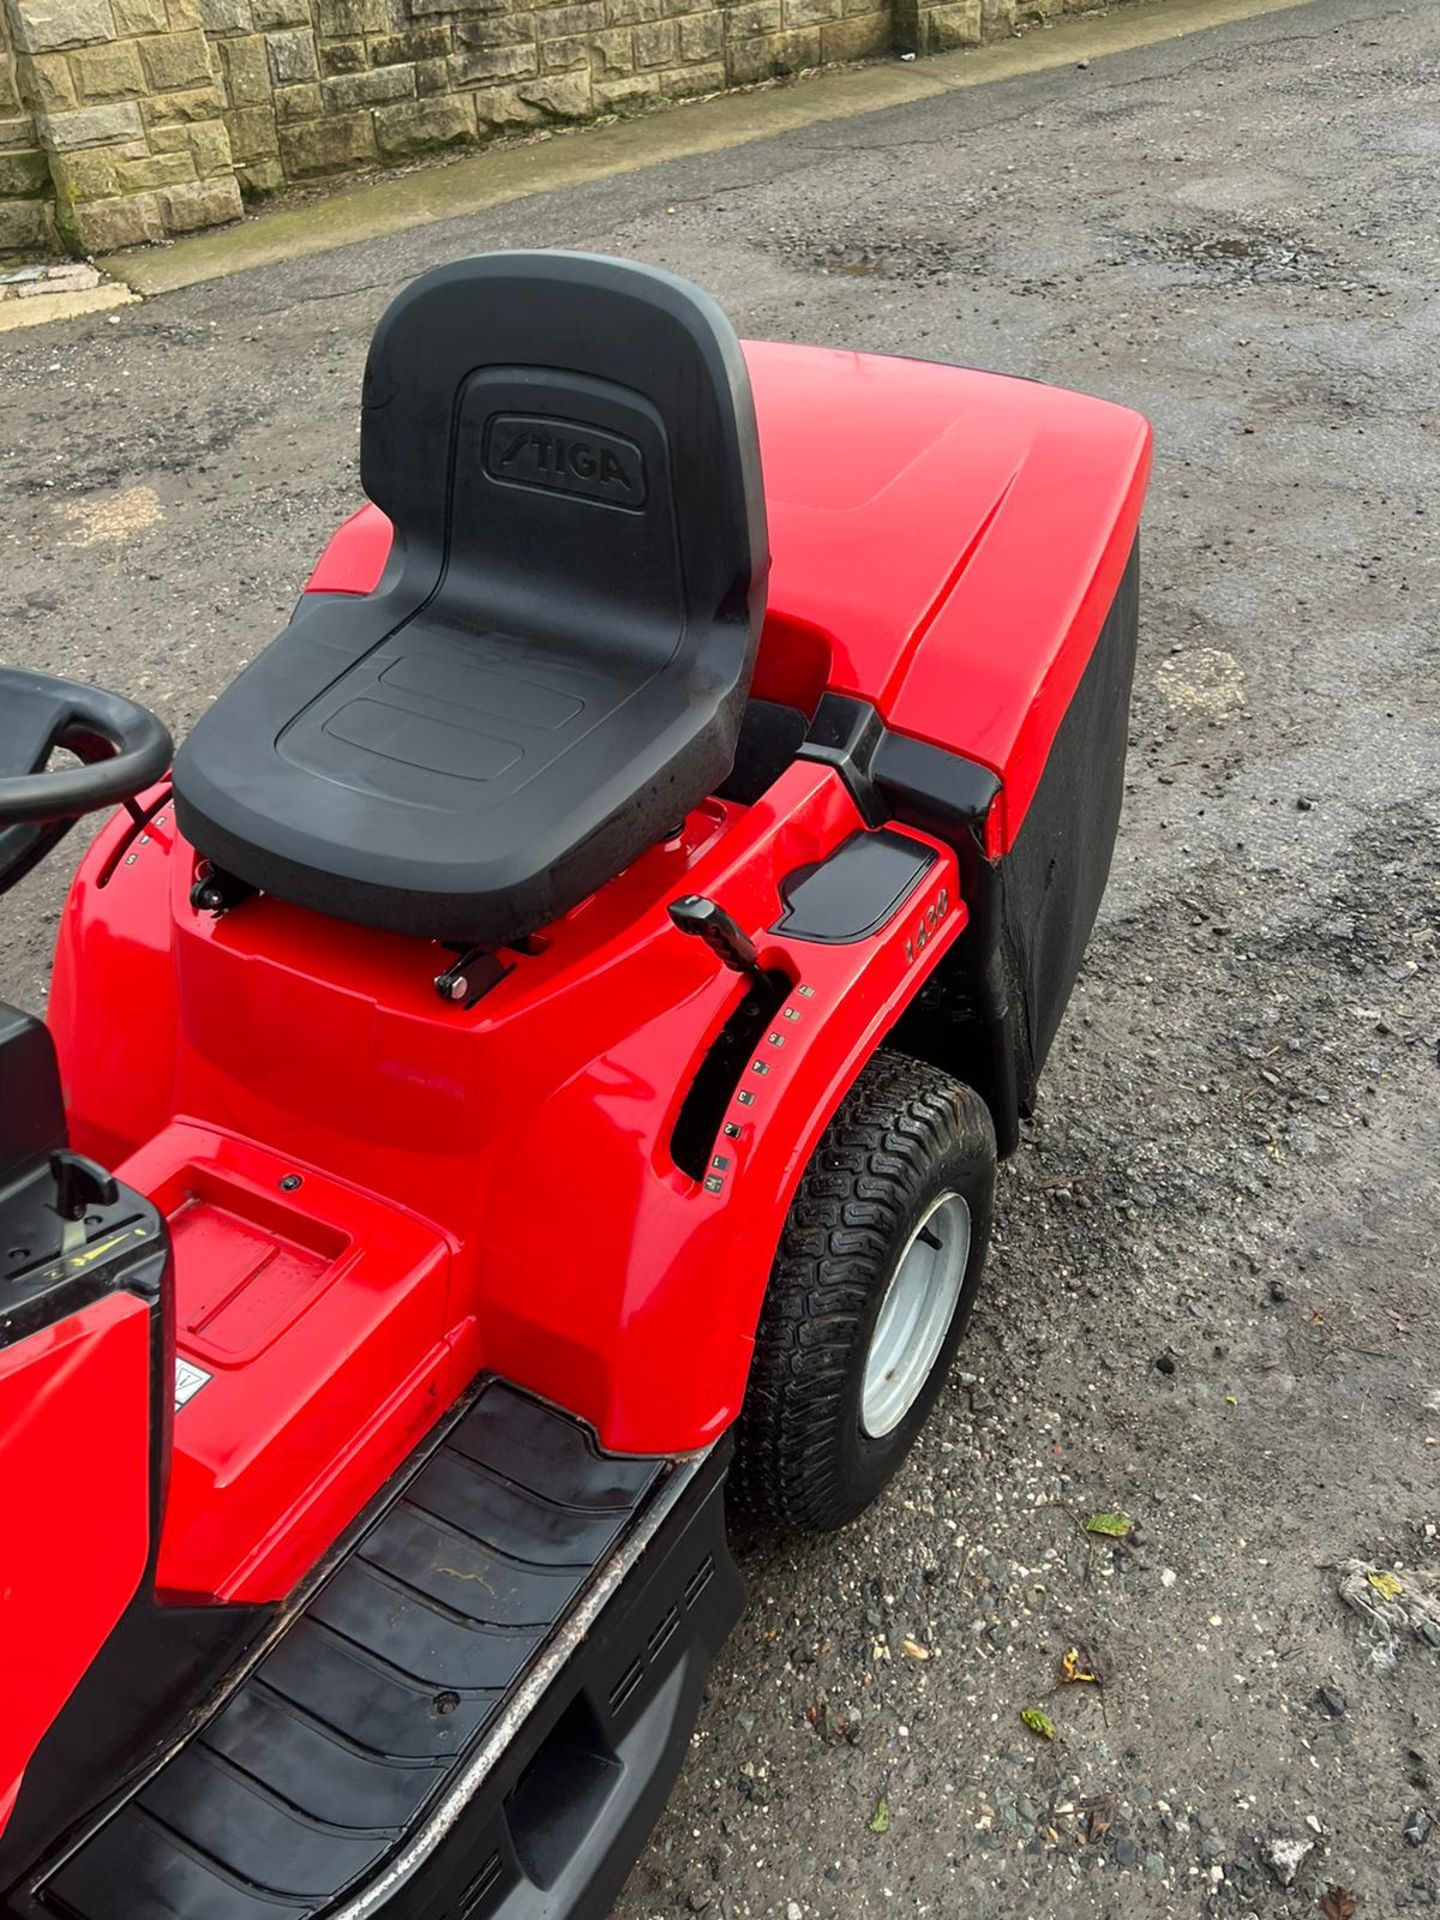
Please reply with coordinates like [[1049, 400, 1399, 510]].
[[1, 0, 1437, 1914]]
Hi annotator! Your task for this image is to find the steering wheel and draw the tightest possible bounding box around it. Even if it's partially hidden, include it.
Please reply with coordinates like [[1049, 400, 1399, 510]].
[[0, 668, 173, 896]]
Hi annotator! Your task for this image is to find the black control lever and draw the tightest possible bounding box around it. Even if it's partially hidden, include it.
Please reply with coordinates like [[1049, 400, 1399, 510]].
[[668, 895, 764, 981], [50, 1150, 119, 1255], [50, 1151, 118, 1221]]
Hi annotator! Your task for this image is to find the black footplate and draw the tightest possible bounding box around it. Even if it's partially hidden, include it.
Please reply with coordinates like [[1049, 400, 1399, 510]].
[[28, 1383, 740, 1920]]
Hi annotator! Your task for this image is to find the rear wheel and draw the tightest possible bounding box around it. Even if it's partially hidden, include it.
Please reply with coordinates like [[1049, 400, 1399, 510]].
[[732, 1051, 996, 1531]]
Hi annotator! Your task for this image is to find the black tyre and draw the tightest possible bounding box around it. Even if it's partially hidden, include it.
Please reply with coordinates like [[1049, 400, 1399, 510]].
[[731, 1051, 996, 1531]]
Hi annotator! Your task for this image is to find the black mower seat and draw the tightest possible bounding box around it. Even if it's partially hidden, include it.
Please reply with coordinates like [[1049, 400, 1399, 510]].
[[173, 253, 768, 946]]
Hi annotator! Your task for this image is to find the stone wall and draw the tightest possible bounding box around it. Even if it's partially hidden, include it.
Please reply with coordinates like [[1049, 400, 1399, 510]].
[[200, 0, 894, 200], [0, 0, 57, 256], [1, 0, 1098, 259]]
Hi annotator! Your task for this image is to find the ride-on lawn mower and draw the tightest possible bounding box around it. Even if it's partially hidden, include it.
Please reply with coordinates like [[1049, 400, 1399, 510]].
[[0, 253, 1150, 1920]]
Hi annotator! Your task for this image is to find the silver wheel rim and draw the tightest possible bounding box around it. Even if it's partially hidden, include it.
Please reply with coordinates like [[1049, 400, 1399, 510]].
[[861, 1190, 971, 1439]]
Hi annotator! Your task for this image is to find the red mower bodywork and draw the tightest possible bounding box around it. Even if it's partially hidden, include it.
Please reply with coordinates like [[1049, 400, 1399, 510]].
[[0, 261, 1149, 1920]]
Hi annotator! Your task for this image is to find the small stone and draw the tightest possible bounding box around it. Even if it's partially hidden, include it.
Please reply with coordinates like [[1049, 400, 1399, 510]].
[[1404, 1809, 1432, 1848], [1316, 1684, 1347, 1717], [1268, 1278, 1289, 1303], [1263, 1835, 1313, 1887], [1114, 1837, 1139, 1868], [1155, 1351, 1177, 1375], [787, 1904, 802, 1920]]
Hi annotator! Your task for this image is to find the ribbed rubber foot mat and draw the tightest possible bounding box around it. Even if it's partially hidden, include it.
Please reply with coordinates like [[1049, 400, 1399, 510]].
[[43, 1383, 662, 1920]]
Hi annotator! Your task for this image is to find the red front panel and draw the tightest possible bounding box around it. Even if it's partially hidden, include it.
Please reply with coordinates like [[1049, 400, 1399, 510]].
[[51, 763, 965, 1605], [0, 1295, 152, 1835]]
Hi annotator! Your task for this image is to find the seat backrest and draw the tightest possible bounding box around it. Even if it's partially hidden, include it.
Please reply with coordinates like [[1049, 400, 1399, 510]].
[[359, 251, 769, 668]]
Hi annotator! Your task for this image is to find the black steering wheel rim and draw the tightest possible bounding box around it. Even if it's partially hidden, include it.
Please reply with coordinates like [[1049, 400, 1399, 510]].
[[0, 668, 173, 828]]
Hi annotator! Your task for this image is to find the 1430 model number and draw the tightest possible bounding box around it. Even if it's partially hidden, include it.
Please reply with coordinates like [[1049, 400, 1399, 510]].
[[904, 887, 950, 964]]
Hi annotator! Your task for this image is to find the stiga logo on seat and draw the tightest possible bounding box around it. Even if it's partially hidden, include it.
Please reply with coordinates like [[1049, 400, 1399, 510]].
[[483, 414, 647, 509]]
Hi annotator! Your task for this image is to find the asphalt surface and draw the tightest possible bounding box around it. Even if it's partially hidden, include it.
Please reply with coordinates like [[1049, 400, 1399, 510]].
[[2, 0, 1438, 1913]]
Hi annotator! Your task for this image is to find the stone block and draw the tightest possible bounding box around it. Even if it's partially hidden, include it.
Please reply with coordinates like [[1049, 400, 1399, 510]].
[[414, 55, 448, 91], [819, 6, 884, 57], [657, 54, 722, 92], [23, 53, 79, 108], [0, 195, 55, 251], [158, 171, 240, 227], [220, 32, 272, 102], [237, 151, 282, 189], [115, 145, 195, 187], [633, 17, 674, 64], [42, 98, 142, 145], [139, 29, 214, 91], [606, 0, 661, 21], [540, 34, 585, 70], [920, 0, 980, 46], [322, 61, 412, 104], [0, 147, 50, 195], [464, 80, 540, 130], [265, 26, 318, 80], [73, 187, 163, 248], [449, 38, 536, 82], [585, 24, 631, 72], [372, 90, 474, 155], [141, 81, 223, 120], [537, 0, 604, 30], [726, 23, 816, 77], [225, 100, 278, 153], [314, 0, 385, 34], [723, 0, 780, 35], [198, 0, 254, 31], [591, 68, 657, 109], [147, 118, 189, 145], [518, 67, 589, 113], [70, 38, 147, 99], [167, 0, 204, 29], [187, 113, 233, 168], [0, 115, 38, 147], [456, 13, 534, 47], [249, 0, 307, 23], [676, 9, 721, 59], [109, 0, 166, 27], [369, 26, 450, 64], [8, 0, 114, 54], [981, 0, 1014, 28], [0, 64, 18, 114], [277, 104, 373, 170], [319, 36, 366, 70], [782, 0, 838, 22], [271, 78, 320, 116], [47, 142, 116, 194]]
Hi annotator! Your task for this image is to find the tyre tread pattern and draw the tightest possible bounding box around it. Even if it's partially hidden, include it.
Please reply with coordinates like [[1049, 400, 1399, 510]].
[[731, 1051, 994, 1530]]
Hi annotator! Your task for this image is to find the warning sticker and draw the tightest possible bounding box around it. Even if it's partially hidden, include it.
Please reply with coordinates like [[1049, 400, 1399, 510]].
[[174, 1357, 212, 1412]]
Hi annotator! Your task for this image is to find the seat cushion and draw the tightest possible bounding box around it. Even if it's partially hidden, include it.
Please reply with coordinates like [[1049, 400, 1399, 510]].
[[172, 252, 768, 944], [173, 591, 745, 945]]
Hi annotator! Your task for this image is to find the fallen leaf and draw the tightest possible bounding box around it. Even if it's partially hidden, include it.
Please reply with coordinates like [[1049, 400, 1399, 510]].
[[1085, 1512, 1133, 1539], [868, 1796, 891, 1834], [1366, 1570, 1404, 1603], [1020, 1707, 1056, 1741], [901, 1637, 931, 1661], [1060, 1647, 1099, 1685], [1320, 1888, 1358, 1920]]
